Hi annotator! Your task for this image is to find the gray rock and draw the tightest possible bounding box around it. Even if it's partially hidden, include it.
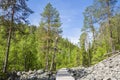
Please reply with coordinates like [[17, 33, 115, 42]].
[[37, 69, 44, 74], [17, 72, 21, 76], [69, 52, 120, 80]]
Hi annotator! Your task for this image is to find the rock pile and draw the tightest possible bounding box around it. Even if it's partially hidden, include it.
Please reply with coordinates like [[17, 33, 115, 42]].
[[7, 69, 55, 80], [70, 52, 120, 80]]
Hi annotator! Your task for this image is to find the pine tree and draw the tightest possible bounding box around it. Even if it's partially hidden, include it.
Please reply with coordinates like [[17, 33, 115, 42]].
[[37, 3, 61, 71], [0, 0, 33, 73], [79, 32, 88, 67], [94, 0, 118, 52]]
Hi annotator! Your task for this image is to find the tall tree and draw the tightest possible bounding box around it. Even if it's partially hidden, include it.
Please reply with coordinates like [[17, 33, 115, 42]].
[[0, 0, 33, 73], [83, 5, 96, 43], [94, 0, 118, 52], [83, 5, 97, 56], [79, 32, 88, 67], [37, 3, 61, 71], [81, 0, 120, 65]]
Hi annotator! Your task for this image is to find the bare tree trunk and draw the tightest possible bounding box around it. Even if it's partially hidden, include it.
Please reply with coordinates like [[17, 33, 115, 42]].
[[46, 35, 49, 71], [45, 51, 49, 71], [46, 18, 51, 71], [3, 6, 14, 73], [88, 42, 91, 67], [24, 54, 27, 71], [50, 37, 58, 71], [90, 16, 95, 54], [3, 28, 12, 73]]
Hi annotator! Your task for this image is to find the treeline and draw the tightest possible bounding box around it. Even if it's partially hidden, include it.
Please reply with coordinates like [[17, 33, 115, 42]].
[[79, 0, 120, 67], [0, 23, 79, 72]]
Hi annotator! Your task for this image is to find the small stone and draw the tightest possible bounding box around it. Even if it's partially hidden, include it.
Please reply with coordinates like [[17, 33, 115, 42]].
[[17, 71, 21, 76], [28, 70, 33, 74], [109, 66, 113, 68], [37, 69, 44, 74]]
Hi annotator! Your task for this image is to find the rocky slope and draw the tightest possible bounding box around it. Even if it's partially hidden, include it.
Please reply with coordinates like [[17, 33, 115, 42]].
[[1, 69, 55, 80], [70, 51, 120, 80], [17, 70, 55, 80]]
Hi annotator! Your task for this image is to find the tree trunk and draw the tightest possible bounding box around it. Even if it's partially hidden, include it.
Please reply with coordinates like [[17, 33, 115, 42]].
[[24, 54, 27, 71], [3, 6, 14, 73], [3, 28, 12, 73], [106, 0, 115, 52], [45, 49, 49, 71], [117, 25, 120, 44], [50, 37, 58, 72], [46, 18, 51, 71], [76, 49, 80, 66], [88, 42, 91, 67]]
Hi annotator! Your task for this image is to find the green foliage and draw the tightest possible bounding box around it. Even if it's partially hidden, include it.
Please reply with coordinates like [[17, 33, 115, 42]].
[[92, 41, 107, 65], [0, 24, 38, 72], [56, 38, 80, 69], [0, 0, 33, 73], [80, 0, 120, 67], [0, 71, 7, 80]]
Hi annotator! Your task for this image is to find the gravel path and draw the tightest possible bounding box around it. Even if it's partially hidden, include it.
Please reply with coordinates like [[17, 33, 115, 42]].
[[56, 68, 75, 80]]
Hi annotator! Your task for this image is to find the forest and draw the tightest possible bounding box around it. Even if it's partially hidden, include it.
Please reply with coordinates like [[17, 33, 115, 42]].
[[0, 0, 120, 76]]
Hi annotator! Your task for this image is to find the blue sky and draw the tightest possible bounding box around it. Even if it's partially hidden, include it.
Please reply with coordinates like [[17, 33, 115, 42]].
[[27, 0, 93, 44]]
